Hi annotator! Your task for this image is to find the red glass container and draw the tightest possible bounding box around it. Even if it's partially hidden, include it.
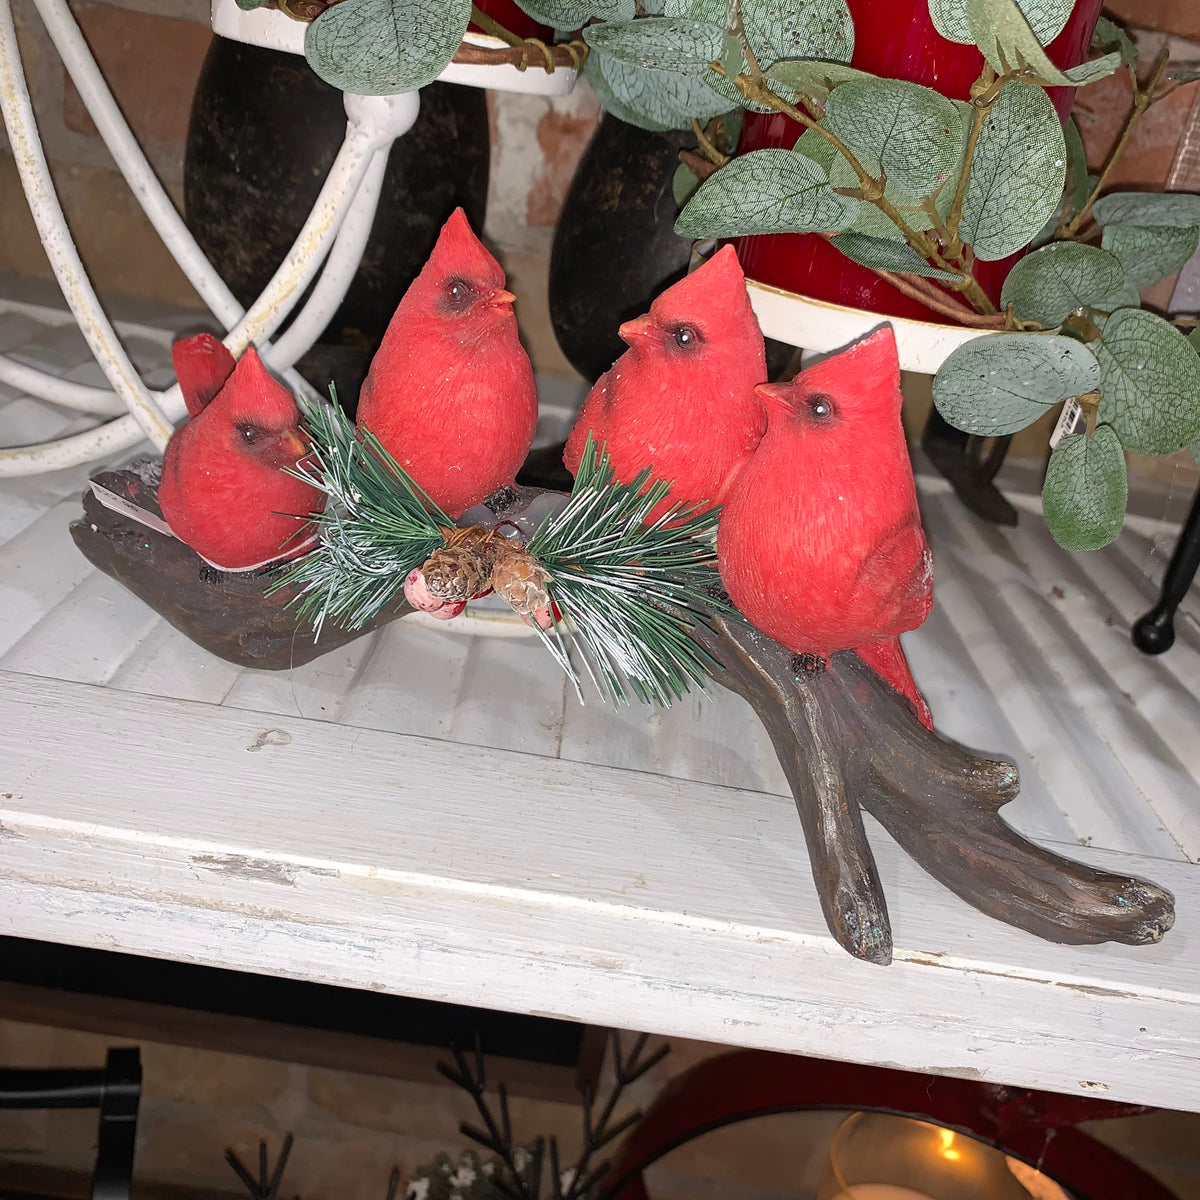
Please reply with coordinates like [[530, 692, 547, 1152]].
[[729, 0, 1105, 323], [469, 0, 553, 43]]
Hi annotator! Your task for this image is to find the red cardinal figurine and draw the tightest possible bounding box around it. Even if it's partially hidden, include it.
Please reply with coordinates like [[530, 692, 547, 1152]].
[[158, 335, 322, 571], [717, 326, 935, 728], [356, 208, 537, 518], [562, 244, 767, 520]]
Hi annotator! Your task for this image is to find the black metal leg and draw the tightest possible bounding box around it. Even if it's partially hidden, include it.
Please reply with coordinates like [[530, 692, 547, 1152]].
[[93, 1048, 142, 1200], [0, 1046, 141, 1200], [1133, 482, 1200, 655], [921, 408, 1019, 526]]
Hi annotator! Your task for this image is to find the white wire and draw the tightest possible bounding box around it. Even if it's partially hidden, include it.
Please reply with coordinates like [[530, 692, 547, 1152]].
[[0, 0, 174, 450]]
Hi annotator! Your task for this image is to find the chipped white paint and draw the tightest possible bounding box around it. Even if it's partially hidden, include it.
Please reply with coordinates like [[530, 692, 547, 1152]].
[[1, 671, 1198, 1113]]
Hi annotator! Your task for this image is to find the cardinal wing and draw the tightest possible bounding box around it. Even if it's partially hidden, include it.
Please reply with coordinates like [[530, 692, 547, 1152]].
[[851, 514, 933, 637]]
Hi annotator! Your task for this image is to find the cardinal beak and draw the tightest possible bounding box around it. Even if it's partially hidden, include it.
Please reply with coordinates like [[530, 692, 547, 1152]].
[[488, 288, 517, 308], [754, 382, 795, 414], [280, 430, 308, 461], [618, 316, 656, 346]]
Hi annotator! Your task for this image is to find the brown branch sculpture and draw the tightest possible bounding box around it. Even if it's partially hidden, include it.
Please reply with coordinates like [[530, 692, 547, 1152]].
[[71, 472, 1176, 963]]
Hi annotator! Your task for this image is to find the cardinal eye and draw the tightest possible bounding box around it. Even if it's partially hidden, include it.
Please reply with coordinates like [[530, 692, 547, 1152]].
[[807, 394, 836, 420], [443, 276, 478, 313], [237, 422, 266, 444], [673, 325, 700, 350]]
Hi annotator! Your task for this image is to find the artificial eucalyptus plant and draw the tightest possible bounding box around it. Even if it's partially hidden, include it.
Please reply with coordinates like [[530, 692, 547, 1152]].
[[567, 0, 1200, 552], [235, 0, 1198, 553]]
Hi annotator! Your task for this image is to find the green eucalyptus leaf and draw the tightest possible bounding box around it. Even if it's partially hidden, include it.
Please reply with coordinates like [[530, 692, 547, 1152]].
[[586, 47, 731, 129], [929, 0, 1072, 47], [675, 149, 859, 237], [960, 82, 1066, 261], [234, 0, 269, 9], [1092, 191, 1200, 228], [1095, 308, 1200, 454], [305, 0, 471, 94], [933, 334, 1101, 436], [765, 59, 874, 99], [830, 233, 960, 280], [583, 18, 724, 73], [1042, 428, 1128, 551], [1091, 15, 1138, 69], [515, 0, 633, 25], [966, 0, 1118, 86], [673, 161, 703, 205], [585, 52, 672, 129], [1170, 69, 1200, 84], [824, 77, 965, 198], [999, 242, 1132, 326], [1102, 223, 1200, 290], [678, 0, 854, 110], [793, 127, 839, 169], [739, 0, 854, 69], [1064, 116, 1090, 218]]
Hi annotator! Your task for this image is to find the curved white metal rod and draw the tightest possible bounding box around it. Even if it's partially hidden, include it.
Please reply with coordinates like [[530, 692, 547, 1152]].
[[32, 0, 244, 327], [0, 384, 183, 475], [266, 146, 390, 372], [0, 353, 126, 416], [0, 0, 173, 450], [24, 0, 404, 412]]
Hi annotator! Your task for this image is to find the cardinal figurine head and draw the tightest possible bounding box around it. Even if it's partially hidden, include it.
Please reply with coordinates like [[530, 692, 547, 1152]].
[[158, 336, 323, 571], [401, 207, 518, 343], [562, 244, 767, 519]]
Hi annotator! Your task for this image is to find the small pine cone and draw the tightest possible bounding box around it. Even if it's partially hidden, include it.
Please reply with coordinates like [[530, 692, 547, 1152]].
[[422, 543, 491, 602], [491, 547, 552, 617]]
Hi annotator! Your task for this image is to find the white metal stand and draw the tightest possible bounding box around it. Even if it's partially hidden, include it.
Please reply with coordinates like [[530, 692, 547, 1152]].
[[0, 0, 577, 477]]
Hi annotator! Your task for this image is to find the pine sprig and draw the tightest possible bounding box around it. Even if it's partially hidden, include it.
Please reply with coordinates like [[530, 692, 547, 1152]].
[[268, 390, 449, 637], [526, 434, 727, 707]]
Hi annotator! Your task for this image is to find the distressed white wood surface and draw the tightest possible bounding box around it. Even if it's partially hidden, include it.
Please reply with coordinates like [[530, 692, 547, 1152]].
[[1, 672, 1197, 1112], [2, 297, 1200, 1112]]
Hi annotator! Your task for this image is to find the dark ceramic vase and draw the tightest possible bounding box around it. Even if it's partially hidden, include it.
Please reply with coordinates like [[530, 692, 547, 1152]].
[[183, 37, 490, 413], [548, 114, 695, 385]]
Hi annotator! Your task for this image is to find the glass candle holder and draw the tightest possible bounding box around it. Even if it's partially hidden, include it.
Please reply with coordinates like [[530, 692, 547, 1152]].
[[817, 1113, 1073, 1200]]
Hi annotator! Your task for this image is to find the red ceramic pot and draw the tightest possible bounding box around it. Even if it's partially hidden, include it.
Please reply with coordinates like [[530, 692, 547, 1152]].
[[729, 0, 1105, 323], [469, 0, 553, 42]]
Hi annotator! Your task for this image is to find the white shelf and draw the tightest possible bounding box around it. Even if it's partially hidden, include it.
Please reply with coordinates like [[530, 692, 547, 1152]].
[[1, 298, 1198, 1112]]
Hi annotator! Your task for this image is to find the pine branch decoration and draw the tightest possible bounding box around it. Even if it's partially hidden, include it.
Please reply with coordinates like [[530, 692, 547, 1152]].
[[274, 402, 726, 707], [526, 434, 727, 707], [268, 391, 449, 637]]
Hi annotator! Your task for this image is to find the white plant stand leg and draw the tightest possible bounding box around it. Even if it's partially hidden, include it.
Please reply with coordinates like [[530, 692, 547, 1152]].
[[0, 2, 414, 475]]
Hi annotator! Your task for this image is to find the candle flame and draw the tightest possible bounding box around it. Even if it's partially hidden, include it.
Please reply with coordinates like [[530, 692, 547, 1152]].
[[938, 1129, 961, 1162]]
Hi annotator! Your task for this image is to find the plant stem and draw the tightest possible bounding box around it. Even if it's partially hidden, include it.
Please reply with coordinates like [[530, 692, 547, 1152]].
[[728, 69, 998, 314], [943, 65, 999, 258], [691, 117, 730, 167], [470, 4, 522, 46], [875, 272, 1009, 327], [1058, 49, 1170, 238]]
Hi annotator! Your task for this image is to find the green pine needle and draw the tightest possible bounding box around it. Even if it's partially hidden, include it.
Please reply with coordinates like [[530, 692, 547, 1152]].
[[268, 388, 449, 637], [526, 433, 727, 707]]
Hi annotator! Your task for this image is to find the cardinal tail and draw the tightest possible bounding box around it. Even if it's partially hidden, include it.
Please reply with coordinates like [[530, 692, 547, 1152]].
[[172, 333, 236, 419], [854, 636, 934, 731]]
